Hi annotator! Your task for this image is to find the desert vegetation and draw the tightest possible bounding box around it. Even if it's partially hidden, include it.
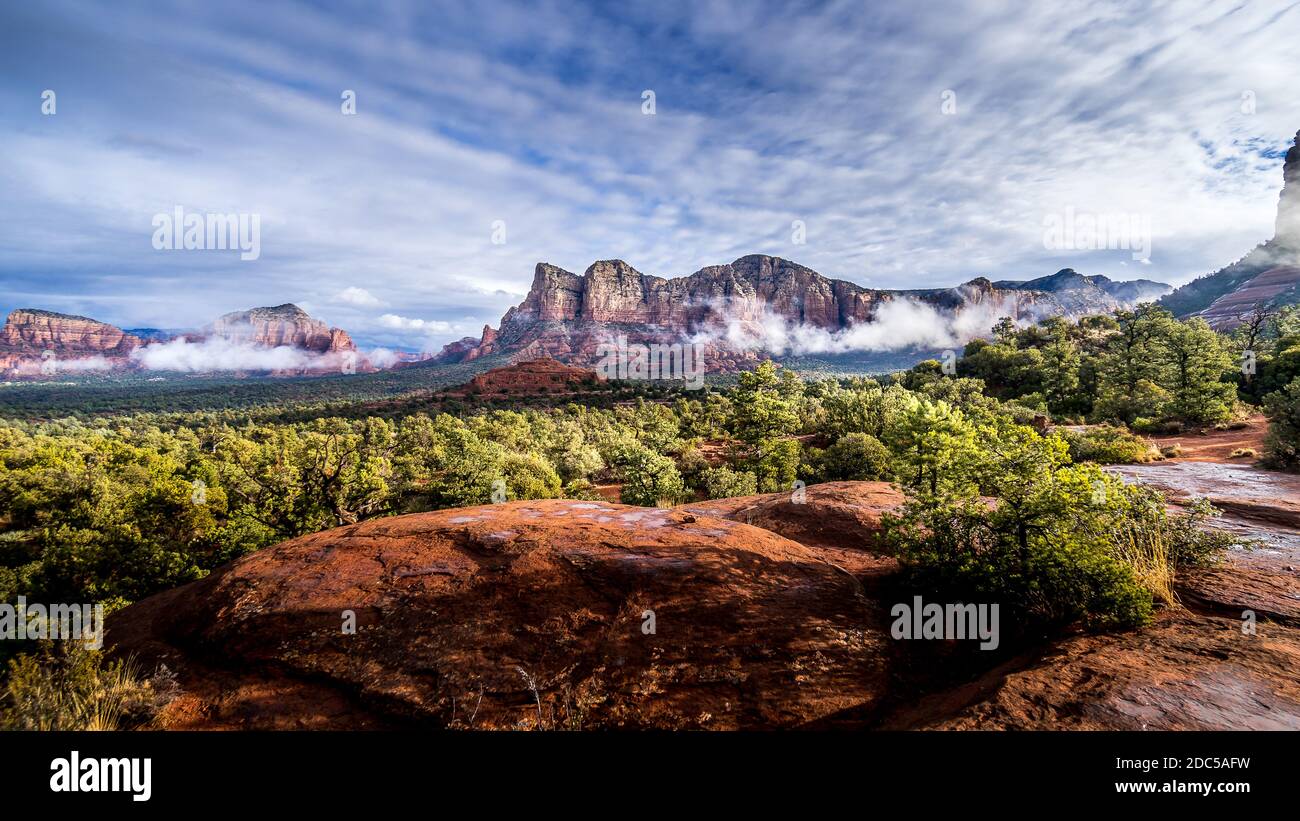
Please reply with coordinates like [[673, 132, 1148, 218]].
[[4, 304, 1300, 718]]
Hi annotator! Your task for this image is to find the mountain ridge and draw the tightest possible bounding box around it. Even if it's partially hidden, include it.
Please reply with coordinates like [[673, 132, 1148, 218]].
[[434, 256, 1172, 371]]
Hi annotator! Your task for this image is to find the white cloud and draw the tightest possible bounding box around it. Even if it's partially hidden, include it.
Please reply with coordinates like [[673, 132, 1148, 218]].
[[378, 314, 454, 333], [707, 293, 1019, 355], [334, 287, 385, 307], [130, 337, 344, 372]]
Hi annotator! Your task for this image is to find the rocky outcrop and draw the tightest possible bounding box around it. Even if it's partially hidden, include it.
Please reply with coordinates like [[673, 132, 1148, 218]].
[[443, 255, 1168, 372], [208, 304, 357, 354], [1193, 265, 1300, 330], [448, 357, 602, 396], [1163, 128, 1300, 323], [679, 481, 904, 555], [108, 498, 892, 730], [1277, 128, 1300, 250], [0, 309, 140, 375], [106, 478, 1300, 730]]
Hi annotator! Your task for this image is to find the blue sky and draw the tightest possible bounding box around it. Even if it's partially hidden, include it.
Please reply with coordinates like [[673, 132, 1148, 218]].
[[1, 0, 1298, 351]]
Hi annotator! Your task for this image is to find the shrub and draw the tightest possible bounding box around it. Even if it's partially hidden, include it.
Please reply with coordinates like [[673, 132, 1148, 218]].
[[1229, 448, 1257, 459], [699, 466, 758, 500], [1262, 377, 1300, 471], [613, 444, 685, 507], [816, 433, 893, 481], [1061, 425, 1156, 464], [1, 641, 177, 731], [500, 452, 563, 501], [888, 494, 1154, 632]]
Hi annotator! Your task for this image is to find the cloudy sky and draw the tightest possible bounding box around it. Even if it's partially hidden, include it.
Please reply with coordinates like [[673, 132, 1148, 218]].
[[1, 0, 1298, 351]]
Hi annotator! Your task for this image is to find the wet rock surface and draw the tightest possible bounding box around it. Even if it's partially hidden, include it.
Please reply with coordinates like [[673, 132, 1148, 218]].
[[109, 474, 1300, 730]]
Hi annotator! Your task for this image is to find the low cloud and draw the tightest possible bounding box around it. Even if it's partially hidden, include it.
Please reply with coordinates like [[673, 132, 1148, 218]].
[[702, 292, 1019, 355], [8, 356, 116, 377], [131, 336, 354, 373], [365, 347, 400, 368]]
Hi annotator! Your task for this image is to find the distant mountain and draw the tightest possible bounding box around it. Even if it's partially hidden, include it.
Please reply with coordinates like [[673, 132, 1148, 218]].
[[207, 303, 358, 356], [123, 328, 178, 343], [0, 309, 140, 376], [434, 255, 1174, 373], [1160, 128, 1300, 327], [993, 269, 1171, 313], [1, 303, 369, 378]]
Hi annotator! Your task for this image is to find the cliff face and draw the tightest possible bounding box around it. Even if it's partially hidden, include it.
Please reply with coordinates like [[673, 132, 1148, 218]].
[[208, 304, 357, 354], [1161, 128, 1300, 323], [440, 255, 1161, 371], [1276, 129, 1300, 250], [0, 309, 141, 374]]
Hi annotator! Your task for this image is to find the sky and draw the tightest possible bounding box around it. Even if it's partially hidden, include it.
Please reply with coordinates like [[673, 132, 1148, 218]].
[[1, 0, 1298, 352]]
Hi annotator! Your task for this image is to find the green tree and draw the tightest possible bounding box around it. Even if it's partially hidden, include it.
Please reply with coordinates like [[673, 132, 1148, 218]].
[[1263, 377, 1300, 471], [1164, 319, 1236, 425], [699, 465, 758, 499], [885, 397, 981, 499], [1093, 305, 1175, 424], [815, 433, 893, 481], [613, 444, 684, 507]]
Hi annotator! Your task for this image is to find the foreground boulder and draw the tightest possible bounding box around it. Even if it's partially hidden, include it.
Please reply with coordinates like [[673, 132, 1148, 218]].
[[109, 499, 893, 730], [107, 480, 1300, 730], [884, 608, 1300, 730]]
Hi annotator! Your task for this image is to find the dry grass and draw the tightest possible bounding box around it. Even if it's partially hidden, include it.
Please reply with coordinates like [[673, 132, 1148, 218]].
[[0, 641, 177, 731], [1115, 522, 1178, 608]]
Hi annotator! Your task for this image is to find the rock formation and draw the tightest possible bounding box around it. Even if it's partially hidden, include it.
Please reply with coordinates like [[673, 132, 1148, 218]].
[[438, 255, 1169, 372], [207, 304, 357, 354], [448, 357, 602, 396], [107, 497, 893, 730], [1163, 128, 1300, 325], [1276, 128, 1300, 250], [0, 309, 140, 375]]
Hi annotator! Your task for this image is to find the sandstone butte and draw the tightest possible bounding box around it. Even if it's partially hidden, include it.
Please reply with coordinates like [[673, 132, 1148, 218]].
[[0, 309, 141, 374], [444, 357, 603, 397], [206, 303, 358, 355], [106, 480, 1300, 730], [0, 303, 366, 377]]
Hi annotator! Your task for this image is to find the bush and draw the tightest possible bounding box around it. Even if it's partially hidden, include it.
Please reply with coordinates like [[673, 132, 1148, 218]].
[[500, 452, 563, 501], [1262, 377, 1300, 471], [613, 445, 685, 507], [1, 641, 176, 731], [1061, 425, 1156, 464], [815, 433, 893, 481], [699, 466, 758, 499], [888, 495, 1154, 632]]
